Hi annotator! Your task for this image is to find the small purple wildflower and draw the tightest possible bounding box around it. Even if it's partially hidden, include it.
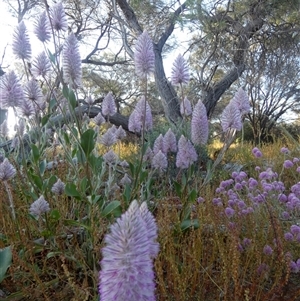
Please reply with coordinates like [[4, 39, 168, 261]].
[[263, 245, 273, 256], [63, 33, 82, 87], [29, 195, 50, 217], [197, 197, 205, 204], [102, 92, 116, 117], [283, 160, 294, 169], [284, 232, 294, 242], [50, 2, 68, 32], [225, 207, 235, 218], [252, 147, 262, 158], [34, 11, 51, 43], [280, 147, 289, 154], [171, 54, 190, 85], [257, 263, 269, 276], [191, 100, 208, 146], [134, 31, 155, 79], [290, 225, 300, 236], [12, 21, 31, 61]]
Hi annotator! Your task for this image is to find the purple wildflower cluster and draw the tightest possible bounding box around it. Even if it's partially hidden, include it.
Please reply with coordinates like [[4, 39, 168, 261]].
[[99, 200, 159, 301], [208, 146, 300, 274]]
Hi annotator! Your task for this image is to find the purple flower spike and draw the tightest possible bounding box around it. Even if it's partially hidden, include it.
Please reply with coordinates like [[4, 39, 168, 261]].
[[180, 97, 192, 116], [103, 150, 118, 164], [134, 31, 155, 79], [151, 150, 168, 172], [24, 79, 44, 104], [0, 158, 16, 181], [94, 113, 105, 126], [100, 128, 117, 147], [51, 178, 65, 195], [34, 11, 51, 43], [50, 2, 68, 32], [29, 195, 50, 217], [191, 100, 209, 145], [99, 200, 158, 301], [153, 134, 165, 155], [163, 128, 177, 153], [221, 102, 242, 132], [231, 88, 251, 116], [0, 71, 25, 109], [63, 33, 82, 87], [120, 173, 131, 186], [128, 96, 153, 133], [0, 120, 8, 138], [12, 21, 31, 61], [31, 52, 52, 78], [176, 135, 198, 169], [171, 54, 190, 86], [139, 202, 159, 258], [102, 92, 116, 117]]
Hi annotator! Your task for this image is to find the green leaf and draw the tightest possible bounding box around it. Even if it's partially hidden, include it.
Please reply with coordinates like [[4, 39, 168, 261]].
[[173, 180, 182, 197], [80, 129, 95, 157], [49, 209, 61, 221], [68, 89, 77, 110], [63, 219, 90, 231], [65, 183, 82, 199], [123, 184, 131, 205], [0, 246, 12, 283], [62, 85, 69, 99], [49, 98, 57, 111], [41, 114, 50, 126], [102, 201, 122, 217], [31, 144, 40, 163], [31, 173, 43, 190], [180, 219, 200, 231], [188, 189, 197, 203], [80, 177, 88, 193], [39, 159, 47, 175], [47, 50, 56, 64], [63, 132, 70, 145]]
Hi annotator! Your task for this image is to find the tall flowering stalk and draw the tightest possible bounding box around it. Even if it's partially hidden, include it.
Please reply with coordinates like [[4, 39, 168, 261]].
[[99, 200, 159, 301], [191, 100, 209, 146]]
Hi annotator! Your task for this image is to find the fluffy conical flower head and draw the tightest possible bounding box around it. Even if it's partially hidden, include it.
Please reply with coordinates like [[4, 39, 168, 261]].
[[0, 120, 8, 138], [12, 21, 31, 61], [128, 96, 153, 133], [103, 149, 118, 164], [221, 102, 242, 132], [63, 33, 82, 87], [232, 88, 251, 116], [93, 113, 105, 126], [0, 158, 16, 181], [115, 126, 126, 140], [29, 195, 50, 217], [102, 92, 116, 116], [191, 100, 209, 145], [19, 98, 35, 118], [134, 31, 155, 79], [0, 71, 25, 108], [163, 128, 177, 153], [100, 128, 117, 147], [99, 200, 156, 301], [34, 11, 51, 43], [31, 52, 52, 78], [180, 97, 192, 116], [24, 79, 44, 104], [139, 202, 159, 258], [50, 2, 68, 32], [176, 135, 198, 169], [171, 54, 190, 85], [51, 178, 65, 195], [153, 134, 165, 155], [151, 150, 168, 172]]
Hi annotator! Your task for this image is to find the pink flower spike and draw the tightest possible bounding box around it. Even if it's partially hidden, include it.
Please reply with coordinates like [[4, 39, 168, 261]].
[[50, 2, 68, 32], [163, 128, 177, 153], [151, 150, 168, 172], [63, 33, 82, 87], [171, 54, 190, 86], [221, 102, 242, 132], [12, 21, 31, 61], [102, 92, 116, 117], [191, 100, 209, 145], [231, 88, 251, 116], [134, 31, 155, 79], [153, 134, 165, 155], [176, 135, 198, 169], [34, 11, 51, 43], [31, 52, 52, 79], [180, 97, 192, 117]]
